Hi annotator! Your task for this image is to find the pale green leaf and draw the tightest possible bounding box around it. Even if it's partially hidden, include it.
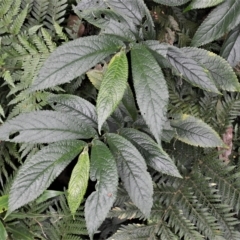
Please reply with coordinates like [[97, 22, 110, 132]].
[[153, 0, 191, 6], [8, 140, 86, 213], [97, 51, 128, 133], [185, 0, 224, 11], [68, 147, 90, 218], [191, 0, 240, 47], [0, 221, 7, 240], [131, 44, 168, 144], [106, 133, 153, 217], [181, 47, 240, 91], [85, 140, 118, 239], [171, 114, 224, 147], [119, 128, 181, 178], [0, 195, 8, 213], [167, 46, 219, 93], [30, 35, 125, 91], [36, 190, 64, 204], [48, 94, 98, 128], [0, 111, 96, 143], [221, 25, 240, 67], [86, 65, 107, 90]]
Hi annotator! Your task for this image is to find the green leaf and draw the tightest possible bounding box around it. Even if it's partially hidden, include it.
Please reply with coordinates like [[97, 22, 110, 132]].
[[68, 147, 90, 218], [6, 226, 33, 240], [119, 128, 181, 178], [86, 65, 107, 90], [170, 114, 224, 147], [122, 85, 138, 121], [0, 111, 96, 143], [220, 25, 240, 67], [85, 140, 118, 239], [167, 46, 219, 93], [30, 35, 125, 91], [0, 221, 7, 240], [8, 140, 86, 213], [48, 94, 98, 128], [153, 0, 191, 6], [97, 50, 128, 133], [191, 0, 240, 47], [106, 133, 153, 217], [131, 44, 168, 144], [181, 47, 240, 91], [185, 0, 224, 12], [36, 190, 64, 204], [0, 195, 8, 213]]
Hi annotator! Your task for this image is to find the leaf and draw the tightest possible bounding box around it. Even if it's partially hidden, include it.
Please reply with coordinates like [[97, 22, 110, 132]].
[[170, 114, 224, 147], [153, 0, 191, 6], [36, 190, 64, 204], [185, 0, 224, 11], [0, 221, 7, 240], [0, 195, 8, 213], [8, 140, 86, 213], [85, 140, 118, 239], [220, 25, 240, 67], [7, 226, 33, 240], [191, 0, 240, 47], [122, 85, 138, 121], [167, 46, 219, 93], [181, 47, 240, 91], [0, 111, 96, 143], [97, 50, 128, 133], [106, 133, 153, 217], [131, 44, 168, 144], [68, 147, 90, 218], [86, 65, 107, 90], [119, 128, 181, 178], [30, 35, 125, 91], [48, 94, 98, 128]]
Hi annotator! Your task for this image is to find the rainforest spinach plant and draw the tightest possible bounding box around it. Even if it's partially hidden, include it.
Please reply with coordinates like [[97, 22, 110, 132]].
[[1, 0, 240, 239]]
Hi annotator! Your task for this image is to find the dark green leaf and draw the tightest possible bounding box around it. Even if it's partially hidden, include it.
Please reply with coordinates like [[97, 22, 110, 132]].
[[167, 46, 219, 93], [106, 133, 153, 217], [191, 0, 240, 47], [8, 140, 86, 213], [48, 94, 98, 128], [30, 35, 125, 91], [68, 147, 89, 218], [119, 128, 181, 178], [153, 0, 191, 6], [181, 47, 240, 91], [171, 114, 224, 147], [97, 51, 128, 133], [0, 220, 7, 240], [0, 111, 96, 143], [131, 44, 168, 144], [221, 25, 240, 67], [85, 140, 118, 239]]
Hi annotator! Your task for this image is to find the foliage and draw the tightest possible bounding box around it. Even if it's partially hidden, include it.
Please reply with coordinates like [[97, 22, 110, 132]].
[[0, 0, 240, 239]]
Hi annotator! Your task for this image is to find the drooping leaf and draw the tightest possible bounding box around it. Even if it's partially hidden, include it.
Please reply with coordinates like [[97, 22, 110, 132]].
[[97, 50, 128, 133], [85, 140, 118, 239], [167, 46, 219, 93], [0, 111, 96, 143], [48, 94, 98, 128], [0, 221, 7, 240], [119, 128, 181, 178], [122, 85, 138, 121], [170, 114, 224, 147], [191, 0, 240, 47], [30, 35, 125, 91], [131, 44, 168, 144], [8, 140, 86, 213], [153, 0, 191, 6], [185, 0, 224, 11], [220, 25, 240, 67], [0, 195, 8, 213], [106, 133, 153, 217], [68, 147, 90, 218], [36, 190, 64, 204], [181, 47, 240, 91]]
